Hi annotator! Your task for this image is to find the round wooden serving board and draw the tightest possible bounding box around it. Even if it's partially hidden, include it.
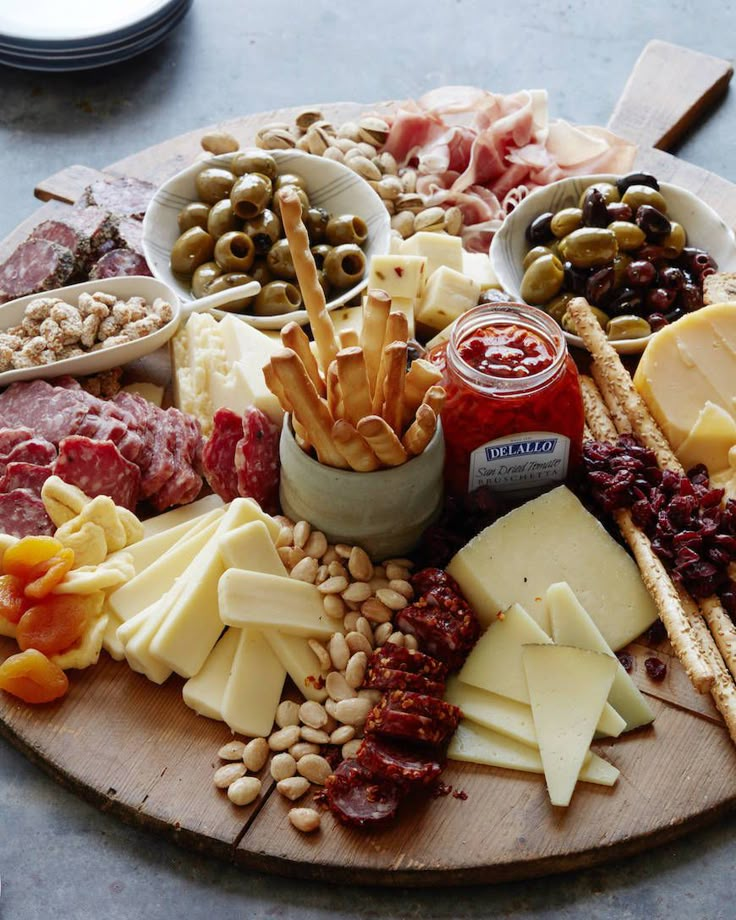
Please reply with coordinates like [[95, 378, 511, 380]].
[[2, 41, 736, 887]]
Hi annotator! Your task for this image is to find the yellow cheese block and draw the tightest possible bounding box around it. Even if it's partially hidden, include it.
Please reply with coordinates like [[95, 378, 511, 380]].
[[221, 628, 286, 737], [633, 302, 736, 448], [182, 628, 240, 720], [415, 265, 480, 334], [368, 254, 427, 300], [461, 251, 500, 291], [675, 400, 736, 474], [400, 231, 463, 276], [329, 305, 363, 337], [141, 494, 224, 539]]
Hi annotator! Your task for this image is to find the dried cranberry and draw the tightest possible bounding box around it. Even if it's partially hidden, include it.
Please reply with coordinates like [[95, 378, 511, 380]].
[[617, 652, 633, 672], [644, 657, 667, 681]]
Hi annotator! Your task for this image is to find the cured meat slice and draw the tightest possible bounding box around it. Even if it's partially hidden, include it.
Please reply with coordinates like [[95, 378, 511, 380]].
[[0, 239, 75, 303], [410, 567, 461, 596], [29, 220, 91, 273], [0, 381, 87, 445], [0, 489, 54, 538], [0, 462, 53, 496], [0, 428, 35, 454], [115, 216, 144, 255], [88, 249, 152, 280], [137, 418, 176, 500], [0, 438, 57, 477], [395, 589, 480, 670], [364, 690, 461, 746], [202, 408, 242, 502], [362, 666, 445, 697], [148, 408, 203, 510], [356, 736, 443, 787], [324, 759, 403, 828], [366, 644, 448, 681], [234, 407, 280, 513], [67, 206, 119, 263], [78, 176, 156, 221], [74, 412, 129, 447], [54, 436, 141, 511]]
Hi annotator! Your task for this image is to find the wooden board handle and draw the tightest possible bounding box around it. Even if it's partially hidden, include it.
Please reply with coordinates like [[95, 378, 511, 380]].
[[608, 40, 733, 151]]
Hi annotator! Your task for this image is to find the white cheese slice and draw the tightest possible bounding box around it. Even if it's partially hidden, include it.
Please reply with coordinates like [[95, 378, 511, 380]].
[[113, 516, 206, 576], [218, 569, 334, 640], [368, 254, 427, 300], [142, 494, 225, 538], [221, 628, 286, 737], [400, 232, 463, 276], [416, 265, 480, 333], [121, 590, 177, 685], [675, 400, 736, 475], [182, 627, 240, 720], [445, 676, 537, 747], [121, 382, 165, 407], [102, 607, 125, 661], [446, 485, 658, 651], [448, 721, 620, 788], [546, 582, 655, 732], [262, 631, 330, 703], [522, 644, 618, 806]]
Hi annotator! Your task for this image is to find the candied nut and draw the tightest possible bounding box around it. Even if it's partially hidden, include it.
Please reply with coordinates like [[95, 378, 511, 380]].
[[296, 753, 332, 786], [328, 633, 350, 671], [270, 752, 297, 781], [275, 525, 294, 548], [152, 298, 174, 323], [334, 543, 352, 559], [80, 314, 102, 348], [348, 546, 373, 582], [342, 611, 360, 632], [218, 740, 246, 761], [289, 807, 321, 833], [326, 671, 356, 702], [227, 776, 262, 806], [25, 296, 57, 321], [303, 530, 328, 559], [299, 700, 328, 729], [387, 631, 405, 647], [275, 700, 300, 728], [318, 575, 348, 595], [201, 130, 239, 154], [214, 762, 246, 788], [376, 588, 408, 611], [342, 581, 372, 604], [269, 725, 302, 751], [242, 737, 270, 772], [361, 597, 392, 624], [334, 697, 373, 727], [307, 638, 331, 671], [373, 622, 393, 645], [301, 726, 330, 744], [342, 739, 362, 760], [404, 634, 419, 650], [293, 520, 311, 548], [101, 334, 132, 349], [124, 317, 160, 340], [290, 556, 319, 583], [345, 651, 367, 689], [330, 724, 355, 745], [346, 631, 372, 656], [289, 741, 320, 760], [277, 776, 311, 801]]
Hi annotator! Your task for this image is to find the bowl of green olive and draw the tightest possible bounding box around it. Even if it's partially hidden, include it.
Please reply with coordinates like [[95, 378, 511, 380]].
[[142, 149, 391, 329], [490, 173, 736, 354]]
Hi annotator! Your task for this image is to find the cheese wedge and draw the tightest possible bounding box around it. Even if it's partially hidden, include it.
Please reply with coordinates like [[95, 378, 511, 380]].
[[446, 485, 658, 650], [522, 644, 618, 806], [141, 494, 225, 538], [546, 582, 654, 732], [461, 251, 500, 291], [183, 627, 240, 720], [675, 400, 736, 475], [221, 628, 286, 737], [122, 591, 177, 685], [416, 265, 480, 333], [445, 676, 538, 748], [448, 720, 620, 787]]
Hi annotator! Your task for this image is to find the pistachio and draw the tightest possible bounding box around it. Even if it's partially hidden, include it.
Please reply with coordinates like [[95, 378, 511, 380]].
[[375, 175, 403, 202], [304, 125, 331, 157], [295, 109, 324, 133], [323, 146, 345, 164], [337, 120, 362, 142], [444, 205, 464, 236], [414, 207, 446, 233], [295, 135, 311, 152], [399, 168, 417, 194], [358, 116, 390, 147], [200, 130, 239, 155], [396, 193, 426, 214], [255, 125, 296, 150], [334, 137, 358, 153], [391, 211, 415, 239], [374, 151, 399, 175], [347, 155, 382, 182]]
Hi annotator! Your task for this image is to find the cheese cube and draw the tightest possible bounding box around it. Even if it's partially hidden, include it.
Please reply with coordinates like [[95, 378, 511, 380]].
[[401, 232, 463, 276], [416, 266, 480, 333], [183, 628, 240, 720], [330, 305, 363, 338], [368, 254, 427, 301], [142, 494, 225, 539], [221, 628, 286, 737], [461, 251, 500, 291], [675, 401, 736, 475], [121, 382, 165, 407]]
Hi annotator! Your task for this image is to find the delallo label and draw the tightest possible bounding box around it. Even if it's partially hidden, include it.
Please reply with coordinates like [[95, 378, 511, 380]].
[[468, 431, 570, 494]]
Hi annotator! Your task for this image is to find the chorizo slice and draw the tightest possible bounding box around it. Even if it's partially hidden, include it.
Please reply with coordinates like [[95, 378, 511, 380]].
[[365, 690, 461, 746], [356, 736, 443, 787], [366, 643, 448, 681], [363, 665, 445, 698], [324, 759, 403, 828]]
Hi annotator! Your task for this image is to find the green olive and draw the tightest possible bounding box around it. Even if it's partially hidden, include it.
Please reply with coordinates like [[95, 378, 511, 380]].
[[305, 207, 330, 243], [273, 173, 308, 193], [171, 227, 215, 276], [661, 221, 687, 257], [249, 259, 274, 286], [621, 184, 668, 213], [266, 238, 297, 279], [195, 167, 236, 204], [272, 185, 309, 218], [230, 173, 273, 220], [204, 272, 257, 311], [214, 231, 256, 272], [230, 152, 278, 180], [326, 214, 368, 246], [612, 253, 632, 288], [323, 243, 367, 289], [311, 244, 332, 270], [519, 253, 564, 306], [522, 246, 554, 271], [316, 271, 331, 298], [550, 208, 583, 239], [562, 305, 608, 335], [253, 280, 302, 316], [177, 202, 210, 233], [558, 228, 618, 269], [608, 220, 645, 251], [191, 261, 221, 298], [606, 314, 652, 341], [545, 292, 573, 323], [207, 199, 239, 240], [579, 182, 620, 206], [242, 208, 282, 254]]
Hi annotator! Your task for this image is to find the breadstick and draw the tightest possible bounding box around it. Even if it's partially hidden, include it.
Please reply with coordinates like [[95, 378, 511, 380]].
[[332, 420, 380, 472], [281, 321, 325, 396], [271, 349, 346, 469], [380, 341, 408, 434], [403, 358, 443, 423], [326, 360, 341, 418], [336, 347, 372, 427], [591, 363, 632, 435], [700, 596, 736, 682], [422, 384, 446, 416], [263, 360, 293, 414], [357, 415, 408, 467], [360, 289, 391, 396], [402, 404, 437, 456], [339, 328, 360, 349], [384, 310, 409, 346], [279, 188, 339, 373]]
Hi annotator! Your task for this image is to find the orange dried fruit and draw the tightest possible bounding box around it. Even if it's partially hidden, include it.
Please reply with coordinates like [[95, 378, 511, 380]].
[[3, 536, 64, 582], [24, 548, 75, 600], [0, 574, 31, 625], [0, 649, 69, 703], [16, 594, 92, 656]]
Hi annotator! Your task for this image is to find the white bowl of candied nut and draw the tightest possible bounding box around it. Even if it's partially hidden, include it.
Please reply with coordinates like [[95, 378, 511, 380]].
[[0, 275, 180, 386]]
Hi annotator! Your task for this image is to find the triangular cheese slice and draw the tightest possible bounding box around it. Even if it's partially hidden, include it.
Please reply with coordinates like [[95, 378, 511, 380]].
[[523, 644, 618, 807], [546, 582, 655, 732], [675, 401, 736, 475], [445, 676, 537, 748]]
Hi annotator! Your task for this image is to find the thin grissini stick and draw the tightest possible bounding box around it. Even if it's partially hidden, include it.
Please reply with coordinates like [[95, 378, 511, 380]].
[[326, 360, 342, 420], [339, 328, 360, 349], [281, 321, 325, 397], [336, 347, 373, 427], [361, 288, 392, 396], [403, 358, 443, 423], [372, 312, 411, 413], [402, 404, 437, 456], [271, 349, 347, 469], [591, 362, 632, 435], [380, 341, 408, 434], [357, 415, 408, 467], [700, 596, 736, 682], [331, 419, 381, 472], [279, 187, 339, 373], [421, 384, 446, 417]]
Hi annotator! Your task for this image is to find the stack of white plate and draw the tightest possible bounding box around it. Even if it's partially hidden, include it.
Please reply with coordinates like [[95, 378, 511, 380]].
[[0, 0, 192, 71]]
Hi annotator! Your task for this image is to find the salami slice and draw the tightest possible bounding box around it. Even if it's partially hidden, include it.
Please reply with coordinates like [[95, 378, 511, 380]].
[[0, 381, 87, 445], [324, 760, 403, 829], [67, 207, 119, 263], [364, 691, 461, 746], [366, 644, 448, 681], [0, 489, 54, 538], [362, 666, 445, 697], [0, 438, 56, 476], [0, 462, 53, 496], [137, 416, 176, 500], [234, 407, 280, 513], [30, 219, 91, 273], [410, 567, 462, 597], [88, 249, 152, 280], [115, 216, 144, 254], [356, 736, 443, 787], [0, 239, 75, 303], [202, 408, 242, 502], [0, 428, 34, 455], [148, 408, 203, 510], [54, 436, 141, 511], [78, 176, 156, 221]]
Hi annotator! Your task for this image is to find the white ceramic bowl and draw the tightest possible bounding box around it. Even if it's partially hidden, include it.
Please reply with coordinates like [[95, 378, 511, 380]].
[[490, 174, 736, 354], [0, 275, 180, 386], [142, 149, 391, 331]]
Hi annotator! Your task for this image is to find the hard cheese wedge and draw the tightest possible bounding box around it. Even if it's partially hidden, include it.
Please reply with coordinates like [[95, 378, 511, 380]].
[[448, 721, 620, 787], [546, 582, 655, 732], [121, 382, 164, 407], [221, 628, 286, 737], [445, 676, 538, 748], [183, 627, 240, 720], [522, 644, 618, 806], [141, 494, 225, 538], [675, 400, 736, 474], [446, 485, 658, 650]]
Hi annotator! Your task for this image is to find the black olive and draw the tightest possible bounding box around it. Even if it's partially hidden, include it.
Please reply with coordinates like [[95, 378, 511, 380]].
[[581, 187, 609, 228], [616, 172, 660, 195], [563, 261, 591, 295], [607, 287, 644, 317], [606, 201, 633, 223], [636, 204, 672, 242], [585, 265, 616, 306], [525, 212, 554, 245]]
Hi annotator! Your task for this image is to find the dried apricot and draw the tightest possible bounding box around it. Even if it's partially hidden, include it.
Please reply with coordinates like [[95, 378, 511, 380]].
[[0, 574, 30, 625], [3, 536, 64, 582], [16, 594, 92, 656], [0, 649, 68, 703], [24, 548, 75, 600]]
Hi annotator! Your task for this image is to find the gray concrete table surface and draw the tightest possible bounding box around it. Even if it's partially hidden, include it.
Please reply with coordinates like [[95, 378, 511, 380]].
[[0, 1, 735, 917]]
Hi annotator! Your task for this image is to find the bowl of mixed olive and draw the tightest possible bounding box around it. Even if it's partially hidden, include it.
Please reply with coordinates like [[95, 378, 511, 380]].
[[142, 149, 391, 329], [490, 173, 736, 353]]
